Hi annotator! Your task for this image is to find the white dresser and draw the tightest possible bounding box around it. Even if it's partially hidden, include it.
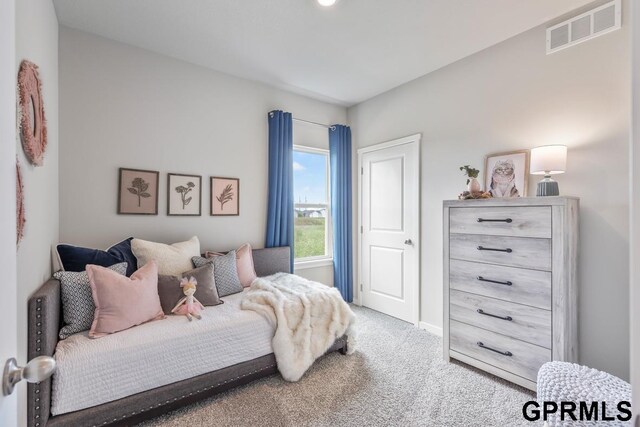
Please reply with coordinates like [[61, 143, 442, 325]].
[[443, 196, 579, 391]]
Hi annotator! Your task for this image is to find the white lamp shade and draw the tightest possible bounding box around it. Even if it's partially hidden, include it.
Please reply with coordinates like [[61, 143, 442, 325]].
[[530, 145, 567, 175]]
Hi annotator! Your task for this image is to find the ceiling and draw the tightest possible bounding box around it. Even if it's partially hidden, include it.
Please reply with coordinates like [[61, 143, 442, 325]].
[[53, 0, 594, 106]]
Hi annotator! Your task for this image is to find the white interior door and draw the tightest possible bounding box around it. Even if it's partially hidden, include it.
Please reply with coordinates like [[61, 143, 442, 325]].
[[0, 0, 18, 424], [359, 135, 420, 324]]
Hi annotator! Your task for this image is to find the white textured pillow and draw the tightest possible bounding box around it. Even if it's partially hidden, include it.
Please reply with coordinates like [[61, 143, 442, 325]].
[[131, 236, 201, 276]]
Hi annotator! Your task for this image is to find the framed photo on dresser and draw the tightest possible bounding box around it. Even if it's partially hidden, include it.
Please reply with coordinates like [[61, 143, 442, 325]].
[[484, 150, 529, 198]]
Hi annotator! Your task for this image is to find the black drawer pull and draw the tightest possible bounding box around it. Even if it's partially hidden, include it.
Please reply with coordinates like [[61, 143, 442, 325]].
[[477, 246, 512, 253], [477, 309, 513, 321], [477, 218, 513, 223], [477, 276, 512, 286], [477, 341, 513, 357]]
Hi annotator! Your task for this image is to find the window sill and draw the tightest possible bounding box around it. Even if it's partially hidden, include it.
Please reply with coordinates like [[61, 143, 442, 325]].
[[294, 257, 334, 270]]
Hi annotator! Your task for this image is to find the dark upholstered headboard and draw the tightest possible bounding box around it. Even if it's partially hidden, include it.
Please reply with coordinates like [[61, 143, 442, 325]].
[[27, 246, 290, 427]]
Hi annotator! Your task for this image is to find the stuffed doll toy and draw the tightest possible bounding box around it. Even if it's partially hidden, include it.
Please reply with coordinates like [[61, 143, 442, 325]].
[[171, 276, 204, 321]]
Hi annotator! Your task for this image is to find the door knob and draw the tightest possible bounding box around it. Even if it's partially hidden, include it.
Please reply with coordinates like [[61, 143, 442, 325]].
[[404, 239, 413, 245], [3, 356, 56, 396]]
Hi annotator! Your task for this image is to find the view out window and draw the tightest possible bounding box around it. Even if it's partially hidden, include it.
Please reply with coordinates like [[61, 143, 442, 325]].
[[293, 147, 332, 261]]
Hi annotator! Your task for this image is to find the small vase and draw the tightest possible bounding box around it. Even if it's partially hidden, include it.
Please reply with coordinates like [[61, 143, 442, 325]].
[[468, 178, 481, 193]]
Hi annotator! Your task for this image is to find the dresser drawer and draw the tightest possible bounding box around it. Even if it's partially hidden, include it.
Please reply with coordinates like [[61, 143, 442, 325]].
[[450, 290, 551, 348], [449, 259, 551, 309], [449, 320, 551, 382], [449, 206, 551, 238], [449, 234, 551, 271]]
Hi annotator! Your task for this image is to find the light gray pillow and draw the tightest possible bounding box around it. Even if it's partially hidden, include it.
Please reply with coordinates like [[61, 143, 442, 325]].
[[54, 262, 128, 339], [192, 251, 243, 297], [131, 236, 200, 276]]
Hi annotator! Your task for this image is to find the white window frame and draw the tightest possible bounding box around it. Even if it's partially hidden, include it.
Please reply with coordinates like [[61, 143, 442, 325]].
[[293, 145, 333, 269]]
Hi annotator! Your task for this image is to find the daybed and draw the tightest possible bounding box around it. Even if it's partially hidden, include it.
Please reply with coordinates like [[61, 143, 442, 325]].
[[27, 246, 348, 427]]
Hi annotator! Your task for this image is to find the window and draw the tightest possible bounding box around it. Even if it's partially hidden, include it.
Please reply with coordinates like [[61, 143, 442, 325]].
[[293, 146, 332, 264]]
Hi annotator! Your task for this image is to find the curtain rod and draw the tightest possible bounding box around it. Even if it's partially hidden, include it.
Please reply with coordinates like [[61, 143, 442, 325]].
[[268, 111, 336, 131], [293, 117, 336, 131]]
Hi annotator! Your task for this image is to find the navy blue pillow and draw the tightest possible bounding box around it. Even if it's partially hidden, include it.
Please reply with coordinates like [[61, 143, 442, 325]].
[[56, 238, 137, 276]]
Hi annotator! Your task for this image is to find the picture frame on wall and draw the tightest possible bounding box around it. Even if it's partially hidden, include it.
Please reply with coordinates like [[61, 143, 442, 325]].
[[168, 173, 202, 216], [484, 150, 530, 198], [118, 168, 160, 215], [210, 177, 239, 216]]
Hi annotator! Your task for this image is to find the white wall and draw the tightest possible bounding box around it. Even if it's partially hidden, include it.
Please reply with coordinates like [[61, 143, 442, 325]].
[[59, 27, 345, 285], [0, 0, 18, 424], [15, 0, 59, 425], [348, 6, 630, 379]]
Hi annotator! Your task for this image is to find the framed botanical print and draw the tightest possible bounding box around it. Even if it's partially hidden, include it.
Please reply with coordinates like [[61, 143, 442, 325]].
[[168, 173, 202, 216], [118, 168, 159, 215], [210, 177, 239, 216], [484, 150, 530, 198]]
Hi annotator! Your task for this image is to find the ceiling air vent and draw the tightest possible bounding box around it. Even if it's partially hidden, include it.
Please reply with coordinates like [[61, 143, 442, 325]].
[[546, 0, 621, 54]]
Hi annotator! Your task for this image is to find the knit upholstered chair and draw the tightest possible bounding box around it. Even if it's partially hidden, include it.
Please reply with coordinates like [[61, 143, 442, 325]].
[[537, 361, 633, 426]]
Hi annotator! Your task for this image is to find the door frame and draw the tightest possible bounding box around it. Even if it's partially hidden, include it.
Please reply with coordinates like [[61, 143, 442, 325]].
[[0, 0, 18, 424], [631, 0, 640, 422], [357, 133, 421, 326]]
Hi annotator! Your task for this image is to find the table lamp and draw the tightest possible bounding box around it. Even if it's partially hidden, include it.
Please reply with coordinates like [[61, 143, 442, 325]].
[[530, 145, 567, 196]]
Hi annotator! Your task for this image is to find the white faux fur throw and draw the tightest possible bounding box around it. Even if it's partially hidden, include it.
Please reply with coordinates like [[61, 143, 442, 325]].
[[241, 273, 356, 382]]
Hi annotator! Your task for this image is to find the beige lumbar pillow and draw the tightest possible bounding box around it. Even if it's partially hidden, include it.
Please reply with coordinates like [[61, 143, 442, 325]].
[[132, 236, 200, 276]]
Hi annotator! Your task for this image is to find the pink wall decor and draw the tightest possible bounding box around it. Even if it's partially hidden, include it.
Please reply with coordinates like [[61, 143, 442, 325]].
[[16, 159, 25, 245], [18, 60, 47, 166], [210, 177, 240, 216]]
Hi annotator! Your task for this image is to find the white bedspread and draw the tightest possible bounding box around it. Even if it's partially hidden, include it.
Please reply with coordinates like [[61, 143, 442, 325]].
[[51, 289, 274, 415]]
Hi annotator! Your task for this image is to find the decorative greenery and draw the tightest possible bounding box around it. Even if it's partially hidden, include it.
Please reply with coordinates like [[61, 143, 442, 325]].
[[216, 184, 234, 211], [175, 181, 196, 210], [127, 177, 151, 207], [459, 165, 480, 185]]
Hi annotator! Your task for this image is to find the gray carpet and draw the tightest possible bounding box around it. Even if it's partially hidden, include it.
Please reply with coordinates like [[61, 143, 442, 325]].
[[140, 306, 535, 427]]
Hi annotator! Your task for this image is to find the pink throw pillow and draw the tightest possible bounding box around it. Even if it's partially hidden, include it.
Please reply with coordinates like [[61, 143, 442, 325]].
[[86, 261, 164, 338], [206, 243, 257, 287]]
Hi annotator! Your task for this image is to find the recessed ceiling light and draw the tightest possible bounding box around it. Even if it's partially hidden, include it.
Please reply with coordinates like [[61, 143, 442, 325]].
[[317, 0, 338, 7]]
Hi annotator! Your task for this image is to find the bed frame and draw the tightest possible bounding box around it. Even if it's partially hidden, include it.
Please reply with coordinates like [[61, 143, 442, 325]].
[[27, 246, 348, 427]]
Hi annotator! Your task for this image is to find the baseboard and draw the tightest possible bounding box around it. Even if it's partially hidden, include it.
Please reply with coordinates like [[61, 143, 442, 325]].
[[419, 321, 443, 337]]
